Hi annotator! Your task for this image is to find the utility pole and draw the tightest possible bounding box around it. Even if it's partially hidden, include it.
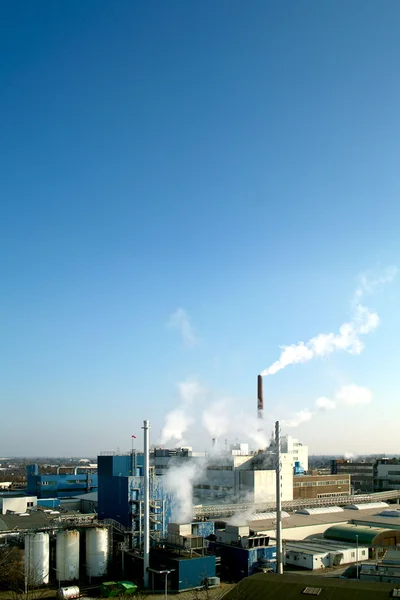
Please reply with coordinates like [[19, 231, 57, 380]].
[[143, 420, 150, 588], [275, 420, 283, 575]]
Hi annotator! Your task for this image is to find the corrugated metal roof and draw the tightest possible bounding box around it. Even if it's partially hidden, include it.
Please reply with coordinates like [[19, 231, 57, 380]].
[[285, 539, 369, 555], [296, 506, 344, 515], [345, 502, 389, 510], [324, 524, 394, 544]]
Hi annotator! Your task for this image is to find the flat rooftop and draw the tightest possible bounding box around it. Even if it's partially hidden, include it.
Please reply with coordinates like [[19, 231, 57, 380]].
[[249, 506, 400, 534]]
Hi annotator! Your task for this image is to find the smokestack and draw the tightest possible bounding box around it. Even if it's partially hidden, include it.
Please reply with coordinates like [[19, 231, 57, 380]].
[[275, 420, 283, 575], [142, 420, 150, 587], [257, 374, 264, 420]]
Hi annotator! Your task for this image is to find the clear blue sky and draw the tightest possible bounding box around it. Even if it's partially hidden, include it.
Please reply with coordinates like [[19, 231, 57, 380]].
[[1, 1, 400, 456]]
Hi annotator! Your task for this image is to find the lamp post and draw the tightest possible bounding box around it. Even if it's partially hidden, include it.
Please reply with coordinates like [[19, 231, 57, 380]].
[[147, 568, 175, 600], [355, 534, 359, 579]]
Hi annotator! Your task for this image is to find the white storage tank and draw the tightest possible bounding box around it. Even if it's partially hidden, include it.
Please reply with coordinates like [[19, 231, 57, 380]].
[[85, 528, 109, 577], [56, 530, 80, 581], [25, 532, 50, 585]]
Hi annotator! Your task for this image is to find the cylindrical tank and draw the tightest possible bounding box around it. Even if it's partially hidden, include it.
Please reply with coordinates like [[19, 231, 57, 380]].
[[25, 532, 50, 585], [56, 530, 80, 581], [85, 528, 108, 577], [57, 586, 80, 600]]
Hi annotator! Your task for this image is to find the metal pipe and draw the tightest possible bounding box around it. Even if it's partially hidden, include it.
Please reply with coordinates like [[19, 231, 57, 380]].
[[275, 420, 283, 575], [143, 420, 150, 588]]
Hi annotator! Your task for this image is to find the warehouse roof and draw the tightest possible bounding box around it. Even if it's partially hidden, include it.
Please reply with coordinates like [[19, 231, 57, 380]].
[[324, 524, 396, 544], [225, 572, 400, 599], [285, 539, 369, 555], [249, 507, 383, 533]]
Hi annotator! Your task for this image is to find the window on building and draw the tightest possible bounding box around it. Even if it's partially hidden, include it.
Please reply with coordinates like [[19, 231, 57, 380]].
[[27, 502, 34, 507], [351, 552, 355, 558]]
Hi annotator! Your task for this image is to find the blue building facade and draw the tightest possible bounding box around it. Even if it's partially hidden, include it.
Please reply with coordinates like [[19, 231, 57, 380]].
[[209, 542, 276, 580], [98, 453, 175, 546], [26, 465, 98, 499], [150, 551, 216, 592]]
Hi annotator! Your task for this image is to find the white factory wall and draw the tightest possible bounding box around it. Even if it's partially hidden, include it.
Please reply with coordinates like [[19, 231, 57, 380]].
[[284, 543, 369, 570], [281, 436, 309, 471], [0, 496, 37, 514], [238, 461, 293, 504]]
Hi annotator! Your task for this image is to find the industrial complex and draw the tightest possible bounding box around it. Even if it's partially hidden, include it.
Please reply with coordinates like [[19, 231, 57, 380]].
[[2, 380, 400, 597]]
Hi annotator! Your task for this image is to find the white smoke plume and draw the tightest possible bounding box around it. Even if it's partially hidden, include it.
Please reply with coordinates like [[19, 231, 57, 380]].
[[160, 378, 203, 445], [166, 307, 198, 347], [164, 461, 205, 523], [336, 384, 372, 406], [284, 384, 372, 428], [283, 409, 313, 428], [315, 396, 336, 411], [260, 267, 396, 377], [202, 400, 229, 441], [160, 408, 194, 447]]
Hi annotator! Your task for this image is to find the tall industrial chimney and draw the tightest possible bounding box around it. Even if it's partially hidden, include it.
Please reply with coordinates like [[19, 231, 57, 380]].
[[142, 420, 150, 587], [257, 374, 264, 420]]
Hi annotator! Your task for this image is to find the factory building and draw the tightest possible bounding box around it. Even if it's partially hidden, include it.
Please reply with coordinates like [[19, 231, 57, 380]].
[[324, 523, 400, 546], [281, 435, 309, 471], [0, 494, 37, 514], [248, 503, 394, 541], [152, 447, 206, 475], [195, 451, 293, 503], [375, 458, 400, 491], [153, 445, 294, 504], [26, 464, 98, 499], [284, 539, 369, 570], [293, 474, 351, 499], [331, 459, 375, 493], [97, 453, 176, 546], [208, 523, 276, 580]]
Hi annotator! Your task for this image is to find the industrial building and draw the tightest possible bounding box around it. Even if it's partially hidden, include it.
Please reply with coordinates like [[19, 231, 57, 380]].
[[281, 435, 309, 471], [324, 523, 400, 546], [97, 452, 177, 547], [375, 458, 400, 491], [284, 539, 369, 570], [248, 503, 397, 541], [225, 572, 400, 600], [26, 464, 98, 499], [293, 474, 351, 499], [331, 459, 375, 493], [0, 493, 37, 514]]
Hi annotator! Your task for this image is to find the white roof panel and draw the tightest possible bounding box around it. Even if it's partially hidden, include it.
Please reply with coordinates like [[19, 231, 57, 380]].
[[296, 506, 344, 515], [345, 502, 389, 510]]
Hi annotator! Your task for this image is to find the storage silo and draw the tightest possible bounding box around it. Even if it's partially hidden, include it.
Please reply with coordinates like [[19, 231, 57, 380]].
[[25, 532, 50, 585], [56, 530, 80, 581], [85, 528, 109, 577]]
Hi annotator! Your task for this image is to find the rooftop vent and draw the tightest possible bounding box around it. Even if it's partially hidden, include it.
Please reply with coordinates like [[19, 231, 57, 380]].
[[392, 589, 400, 598], [303, 588, 322, 596]]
